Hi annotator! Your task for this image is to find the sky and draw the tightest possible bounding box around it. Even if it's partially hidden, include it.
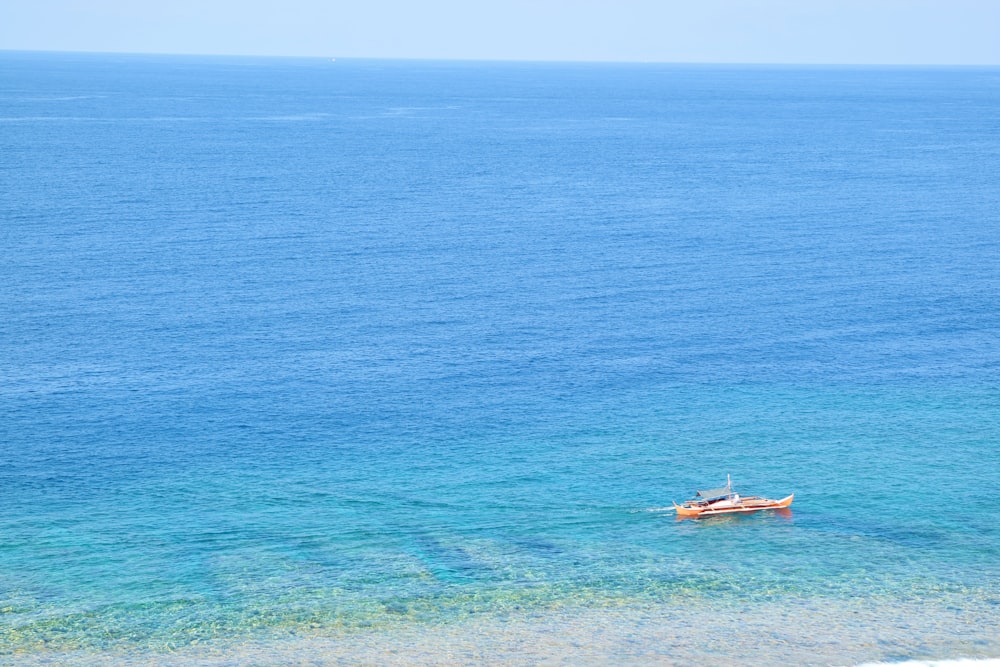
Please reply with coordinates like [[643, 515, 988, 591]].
[[2, 0, 999, 65]]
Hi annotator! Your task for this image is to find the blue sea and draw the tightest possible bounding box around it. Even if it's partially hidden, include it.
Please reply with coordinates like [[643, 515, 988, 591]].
[[2, 52, 999, 665]]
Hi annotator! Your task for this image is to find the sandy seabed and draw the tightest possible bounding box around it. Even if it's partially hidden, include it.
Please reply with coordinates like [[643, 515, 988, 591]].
[[11, 595, 1000, 666]]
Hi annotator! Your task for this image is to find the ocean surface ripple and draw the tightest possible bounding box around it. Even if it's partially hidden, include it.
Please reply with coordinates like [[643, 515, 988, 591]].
[[2, 53, 999, 665]]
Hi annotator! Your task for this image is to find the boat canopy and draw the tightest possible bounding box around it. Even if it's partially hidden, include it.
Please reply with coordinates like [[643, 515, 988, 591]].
[[696, 485, 733, 500]]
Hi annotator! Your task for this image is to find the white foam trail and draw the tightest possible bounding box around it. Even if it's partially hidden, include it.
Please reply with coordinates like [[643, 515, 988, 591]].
[[630, 506, 675, 512]]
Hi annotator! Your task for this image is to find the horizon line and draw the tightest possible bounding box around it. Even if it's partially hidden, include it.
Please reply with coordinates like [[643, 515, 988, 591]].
[[4, 48, 1000, 69]]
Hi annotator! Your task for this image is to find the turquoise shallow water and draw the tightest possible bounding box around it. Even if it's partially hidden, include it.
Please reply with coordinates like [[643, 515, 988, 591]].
[[1, 53, 999, 664]]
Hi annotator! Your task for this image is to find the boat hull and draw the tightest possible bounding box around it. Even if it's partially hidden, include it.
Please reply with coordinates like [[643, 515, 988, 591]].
[[673, 494, 793, 518]]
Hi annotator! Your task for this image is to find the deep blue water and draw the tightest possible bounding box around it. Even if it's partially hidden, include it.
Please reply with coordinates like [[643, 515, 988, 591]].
[[1, 52, 999, 663]]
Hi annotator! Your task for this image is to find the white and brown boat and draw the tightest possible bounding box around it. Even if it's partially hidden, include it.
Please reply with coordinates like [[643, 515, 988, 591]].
[[673, 475, 793, 518]]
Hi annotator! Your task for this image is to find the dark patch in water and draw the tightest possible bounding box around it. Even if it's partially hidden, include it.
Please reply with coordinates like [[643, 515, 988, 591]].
[[407, 533, 486, 583], [508, 537, 563, 557]]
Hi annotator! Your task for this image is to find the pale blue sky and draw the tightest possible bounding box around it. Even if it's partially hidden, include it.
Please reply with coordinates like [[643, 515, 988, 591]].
[[3, 0, 999, 64]]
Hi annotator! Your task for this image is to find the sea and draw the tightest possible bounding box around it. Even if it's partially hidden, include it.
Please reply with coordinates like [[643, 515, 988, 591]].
[[1, 52, 999, 666]]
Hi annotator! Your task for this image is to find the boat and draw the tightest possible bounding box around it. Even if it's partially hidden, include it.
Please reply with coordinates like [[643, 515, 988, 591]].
[[673, 475, 793, 517]]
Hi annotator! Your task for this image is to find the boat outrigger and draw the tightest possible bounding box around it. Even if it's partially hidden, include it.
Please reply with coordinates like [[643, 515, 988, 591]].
[[673, 475, 793, 518]]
